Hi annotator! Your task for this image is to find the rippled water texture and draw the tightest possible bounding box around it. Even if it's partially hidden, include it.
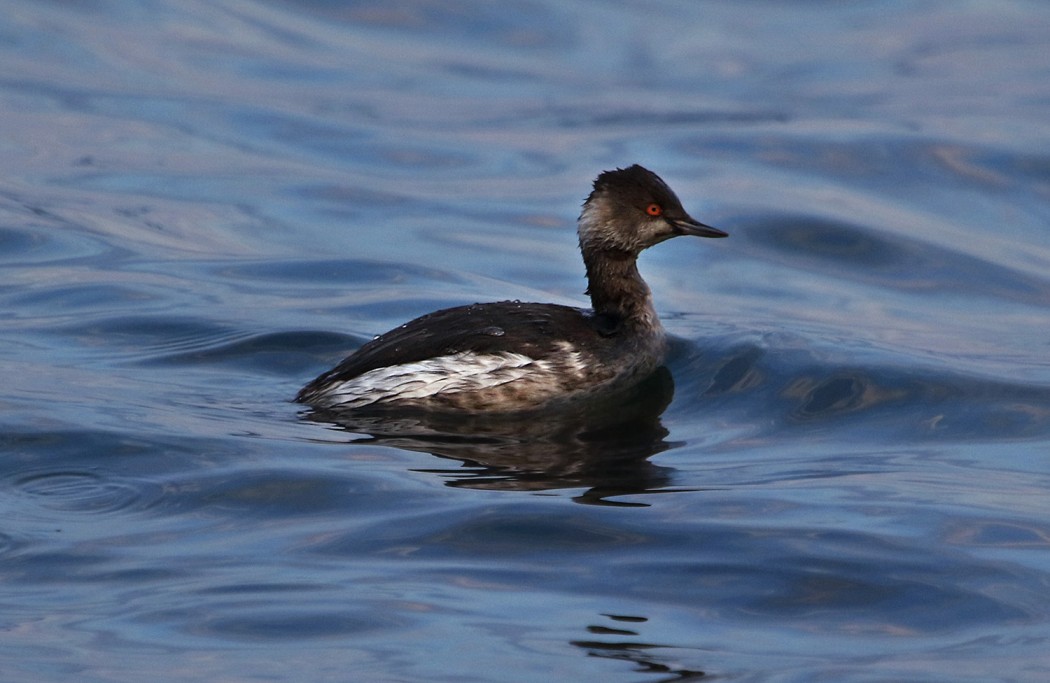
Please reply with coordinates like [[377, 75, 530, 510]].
[[2, 1, 1049, 681]]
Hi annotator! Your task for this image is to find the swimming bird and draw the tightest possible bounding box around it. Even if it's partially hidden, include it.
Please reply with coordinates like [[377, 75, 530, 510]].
[[296, 165, 727, 413]]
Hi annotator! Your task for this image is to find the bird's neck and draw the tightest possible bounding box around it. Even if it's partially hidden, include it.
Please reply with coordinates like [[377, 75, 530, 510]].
[[581, 246, 661, 334]]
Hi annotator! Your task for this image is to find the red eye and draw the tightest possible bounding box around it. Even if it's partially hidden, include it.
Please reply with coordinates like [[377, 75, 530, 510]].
[[645, 203, 663, 217]]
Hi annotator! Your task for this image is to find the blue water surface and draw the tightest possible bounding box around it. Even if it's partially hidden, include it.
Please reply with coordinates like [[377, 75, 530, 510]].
[[2, 1, 1049, 681]]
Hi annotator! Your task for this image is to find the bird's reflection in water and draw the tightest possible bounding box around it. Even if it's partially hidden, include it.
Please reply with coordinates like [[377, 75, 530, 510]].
[[303, 368, 679, 506]]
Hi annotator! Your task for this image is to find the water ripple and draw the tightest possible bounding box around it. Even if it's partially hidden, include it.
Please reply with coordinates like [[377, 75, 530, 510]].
[[188, 606, 407, 642], [8, 468, 163, 516], [743, 214, 1050, 304], [672, 337, 1050, 443], [0, 199, 113, 266]]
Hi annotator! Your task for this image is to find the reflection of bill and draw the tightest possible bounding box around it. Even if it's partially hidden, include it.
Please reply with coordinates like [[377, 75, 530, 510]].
[[572, 613, 707, 682]]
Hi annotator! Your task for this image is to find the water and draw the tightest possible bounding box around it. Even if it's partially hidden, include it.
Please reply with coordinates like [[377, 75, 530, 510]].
[[2, 1, 1049, 680]]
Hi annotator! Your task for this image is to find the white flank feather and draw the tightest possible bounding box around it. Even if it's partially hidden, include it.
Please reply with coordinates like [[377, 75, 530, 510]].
[[316, 351, 539, 408]]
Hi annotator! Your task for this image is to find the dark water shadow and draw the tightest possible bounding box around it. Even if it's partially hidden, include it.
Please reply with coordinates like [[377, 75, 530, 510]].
[[301, 368, 679, 506], [571, 613, 708, 682]]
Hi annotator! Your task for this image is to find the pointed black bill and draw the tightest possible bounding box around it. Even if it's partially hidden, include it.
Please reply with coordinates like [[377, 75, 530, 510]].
[[671, 216, 728, 238]]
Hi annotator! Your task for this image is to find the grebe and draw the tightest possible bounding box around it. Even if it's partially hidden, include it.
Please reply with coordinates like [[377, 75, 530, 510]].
[[296, 165, 727, 413]]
